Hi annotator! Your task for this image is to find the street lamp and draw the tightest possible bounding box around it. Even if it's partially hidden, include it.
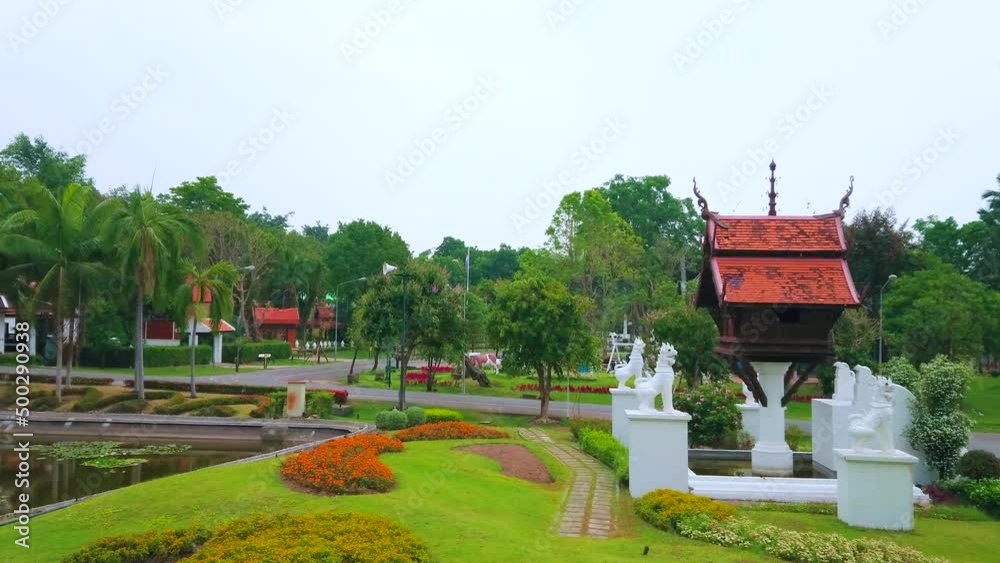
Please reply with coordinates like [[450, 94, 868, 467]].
[[334, 277, 367, 359], [234, 265, 255, 372], [878, 274, 897, 364]]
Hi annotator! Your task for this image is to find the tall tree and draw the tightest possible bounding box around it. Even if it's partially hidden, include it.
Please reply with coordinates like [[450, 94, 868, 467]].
[[0, 133, 91, 193], [326, 219, 411, 298], [175, 261, 238, 397], [110, 189, 203, 399], [489, 275, 596, 419], [651, 301, 724, 387], [973, 178, 1000, 290], [845, 208, 917, 310], [160, 176, 249, 217]]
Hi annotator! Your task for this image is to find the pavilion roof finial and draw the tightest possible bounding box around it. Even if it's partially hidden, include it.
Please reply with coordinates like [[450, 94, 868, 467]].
[[767, 160, 778, 216], [693, 177, 710, 219], [837, 175, 854, 217]]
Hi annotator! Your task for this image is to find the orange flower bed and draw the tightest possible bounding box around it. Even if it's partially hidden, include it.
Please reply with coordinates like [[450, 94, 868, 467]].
[[395, 421, 510, 442], [280, 433, 403, 494]]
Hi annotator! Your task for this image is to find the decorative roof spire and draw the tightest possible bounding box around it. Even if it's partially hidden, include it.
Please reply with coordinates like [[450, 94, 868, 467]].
[[693, 177, 710, 219], [837, 176, 854, 217], [767, 160, 778, 216]]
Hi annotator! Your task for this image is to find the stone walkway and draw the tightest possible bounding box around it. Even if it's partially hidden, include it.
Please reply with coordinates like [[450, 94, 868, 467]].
[[520, 428, 617, 539]]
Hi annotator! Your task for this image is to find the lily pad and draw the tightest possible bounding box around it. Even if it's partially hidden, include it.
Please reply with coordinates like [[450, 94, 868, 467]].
[[81, 458, 147, 469]]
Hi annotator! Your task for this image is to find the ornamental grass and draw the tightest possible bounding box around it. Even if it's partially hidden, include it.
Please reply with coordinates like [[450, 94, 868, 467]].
[[279, 433, 403, 495], [394, 421, 510, 442]]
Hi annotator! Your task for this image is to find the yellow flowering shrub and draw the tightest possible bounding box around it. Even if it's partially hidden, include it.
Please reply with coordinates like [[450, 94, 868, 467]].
[[634, 489, 736, 530]]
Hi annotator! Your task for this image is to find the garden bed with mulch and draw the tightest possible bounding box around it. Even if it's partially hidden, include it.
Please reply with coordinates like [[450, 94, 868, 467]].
[[456, 443, 553, 483]]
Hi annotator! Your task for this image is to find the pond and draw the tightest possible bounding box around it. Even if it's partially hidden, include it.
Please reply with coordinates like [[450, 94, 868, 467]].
[[689, 457, 825, 478], [0, 435, 299, 510]]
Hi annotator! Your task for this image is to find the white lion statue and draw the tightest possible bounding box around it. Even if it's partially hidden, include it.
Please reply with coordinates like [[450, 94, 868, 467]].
[[613, 337, 645, 389], [848, 374, 895, 453], [832, 361, 856, 402], [636, 342, 677, 413]]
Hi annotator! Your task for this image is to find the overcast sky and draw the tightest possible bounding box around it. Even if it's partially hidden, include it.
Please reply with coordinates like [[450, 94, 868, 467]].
[[3, 1, 998, 253]]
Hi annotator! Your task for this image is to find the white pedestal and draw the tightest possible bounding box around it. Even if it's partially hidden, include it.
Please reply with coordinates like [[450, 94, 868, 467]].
[[836, 449, 917, 530], [286, 381, 307, 417], [811, 398, 853, 472], [626, 409, 691, 497], [751, 362, 793, 477], [737, 403, 760, 441], [610, 388, 639, 446]]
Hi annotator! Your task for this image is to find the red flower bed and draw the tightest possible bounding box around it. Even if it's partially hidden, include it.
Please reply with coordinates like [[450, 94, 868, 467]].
[[280, 434, 403, 494], [420, 365, 454, 373], [405, 372, 430, 384], [514, 383, 611, 394], [331, 389, 349, 405], [395, 421, 510, 442]]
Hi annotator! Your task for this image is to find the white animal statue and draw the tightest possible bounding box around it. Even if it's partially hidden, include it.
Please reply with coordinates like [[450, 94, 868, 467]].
[[467, 352, 502, 374], [832, 361, 856, 402], [740, 380, 757, 406], [613, 337, 645, 389], [848, 374, 895, 453], [635, 342, 677, 413]]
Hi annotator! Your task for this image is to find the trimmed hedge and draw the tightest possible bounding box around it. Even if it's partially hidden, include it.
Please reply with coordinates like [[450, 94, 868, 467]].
[[405, 406, 426, 427], [0, 354, 41, 366], [424, 408, 462, 423], [578, 428, 629, 484], [79, 344, 212, 368], [189, 405, 238, 417], [152, 396, 258, 415], [375, 409, 408, 430], [70, 388, 104, 412], [222, 340, 292, 363], [635, 489, 736, 529], [942, 478, 1000, 516], [568, 417, 612, 440], [0, 374, 114, 386], [958, 450, 1000, 480], [125, 380, 275, 395], [64, 527, 212, 563], [104, 399, 148, 414]]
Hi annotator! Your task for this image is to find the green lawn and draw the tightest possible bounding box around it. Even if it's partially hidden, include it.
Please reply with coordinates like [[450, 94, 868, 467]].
[[966, 376, 1000, 432]]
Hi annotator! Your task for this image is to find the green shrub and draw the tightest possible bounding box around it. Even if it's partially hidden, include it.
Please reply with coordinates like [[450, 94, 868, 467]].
[[63, 526, 211, 563], [785, 425, 807, 452], [91, 393, 145, 410], [943, 478, 1000, 516], [189, 405, 238, 417], [568, 417, 611, 440], [0, 374, 114, 386], [424, 408, 462, 423], [0, 354, 41, 365], [29, 392, 59, 411], [958, 450, 1000, 480], [578, 428, 629, 484], [884, 356, 921, 390], [221, 340, 292, 363], [375, 409, 408, 430], [673, 382, 742, 448], [104, 399, 148, 414], [124, 380, 276, 395], [70, 388, 104, 412], [79, 345, 211, 368], [405, 406, 426, 427], [906, 356, 973, 479], [635, 489, 736, 530], [304, 391, 333, 418], [152, 396, 254, 415]]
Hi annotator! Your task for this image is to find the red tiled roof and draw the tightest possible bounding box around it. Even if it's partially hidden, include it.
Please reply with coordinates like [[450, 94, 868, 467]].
[[253, 307, 300, 325], [200, 318, 236, 333], [711, 257, 860, 305], [711, 216, 845, 253]]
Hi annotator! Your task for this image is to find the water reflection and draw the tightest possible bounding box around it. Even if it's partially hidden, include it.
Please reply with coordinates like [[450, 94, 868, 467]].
[[689, 458, 823, 478], [0, 436, 290, 509]]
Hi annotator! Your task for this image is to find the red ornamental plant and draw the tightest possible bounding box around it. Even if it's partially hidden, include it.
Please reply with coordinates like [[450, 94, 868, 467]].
[[280, 434, 403, 494], [331, 389, 349, 405]]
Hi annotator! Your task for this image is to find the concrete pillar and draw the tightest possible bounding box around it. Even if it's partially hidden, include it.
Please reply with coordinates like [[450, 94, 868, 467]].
[[738, 403, 761, 441], [286, 381, 307, 417], [626, 409, 691, 497], [751, 361, 793, 476], [836, 449, 917, 530], [213, 334, 223, 365], [609, 388, 639, 446], [811, 398, 853, 473]]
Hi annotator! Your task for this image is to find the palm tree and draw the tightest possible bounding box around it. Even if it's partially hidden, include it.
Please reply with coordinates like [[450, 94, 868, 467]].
[[175, 261, 238, 397], [0, 183, 114, 399], [110, 189, 202, 399]]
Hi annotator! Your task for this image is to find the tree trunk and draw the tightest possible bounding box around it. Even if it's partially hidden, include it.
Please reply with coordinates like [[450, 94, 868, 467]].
[[54, 298, 63, 403], [398, 349, 411, 411], [64, 314, 74, 387], [189, 316, 197, 398], [537, 364, 549, 420], [348, 346, 359, 383], [425, 358, 437, 392], [134, 289, 145, 399]]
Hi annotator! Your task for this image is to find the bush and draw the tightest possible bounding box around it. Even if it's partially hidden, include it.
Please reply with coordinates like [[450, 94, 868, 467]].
[[304, 391, 333, 418], [0, 354, 41, 366], [568, 417, 612, 440], [577, 428, 629, 484], [79, 345, 212, 368], [280, 434, 404, 494], [958, 450, 1000, 480], [395, 421, 510, 442], [221, 340, 292, 363], [673, 382, 742, 448], [635, 489, 736, 530], [785, 425, 807, 452], [152, 396, 257, 415], [104, 399, 148, 414], [424, 408, 463, 423], [375, 409, 408, 430], [29, 392, 59, 411], [70, 388, 104, 412], [0, 374, 114, 386], [64, 527, 211, 563], [884, 356, 921, 390], [189, 405, 238, 417], [906, 356, 973, 479], [404, 406, 426, 427], [124, 380, 276, 395], [943, 478, 1000, 516]]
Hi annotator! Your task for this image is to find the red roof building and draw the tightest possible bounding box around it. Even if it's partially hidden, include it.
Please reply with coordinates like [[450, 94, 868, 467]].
[[694, 161, 859, 406], [253, 307, 300, 343]]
